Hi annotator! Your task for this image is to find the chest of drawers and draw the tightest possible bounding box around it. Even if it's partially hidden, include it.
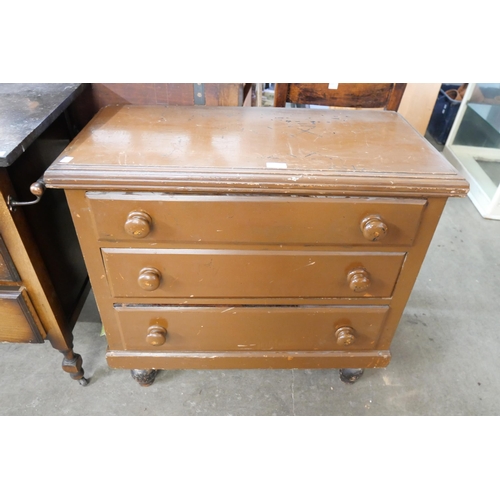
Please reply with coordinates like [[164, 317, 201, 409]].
[[44, 105, 469, 386]]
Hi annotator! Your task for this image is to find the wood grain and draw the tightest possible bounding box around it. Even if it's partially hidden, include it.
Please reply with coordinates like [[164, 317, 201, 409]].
[[91, 83, 243, 110], [0, 286, 45, 343], [0, 235, 20, 281], [274, 83, 406, 110]]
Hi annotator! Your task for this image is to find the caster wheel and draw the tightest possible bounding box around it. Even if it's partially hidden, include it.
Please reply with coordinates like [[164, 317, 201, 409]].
[[131, 369, 158, 387], [79, 377, 90, 386], [339, 368, 364, 384]]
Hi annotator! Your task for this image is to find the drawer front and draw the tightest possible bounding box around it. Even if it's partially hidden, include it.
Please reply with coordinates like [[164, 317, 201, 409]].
[[102, 249, 405, 299], [112, 305, 389, 351], [88, 193, 426, 246], [0, 235, 20, 282], [0, 287, 45, 343]]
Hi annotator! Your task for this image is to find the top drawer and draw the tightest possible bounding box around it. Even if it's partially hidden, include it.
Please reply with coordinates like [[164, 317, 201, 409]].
[[87, 193, 426, 247]]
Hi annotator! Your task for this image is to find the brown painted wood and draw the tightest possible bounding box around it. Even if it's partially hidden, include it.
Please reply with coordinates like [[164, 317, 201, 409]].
[[106, 350, 392, 370], [102, 248, 405, 299], [111, 305, 389, 352], [375, 197, 448, 350], [0, 286, 45, 343], [49, 106, 468, 376], [45, 106, 469, 197], [274, 83, 407, 110], [87, 193, 426, 247]]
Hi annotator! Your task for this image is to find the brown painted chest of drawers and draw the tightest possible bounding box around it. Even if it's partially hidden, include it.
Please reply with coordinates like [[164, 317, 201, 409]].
[[44, 105, 469, 384]]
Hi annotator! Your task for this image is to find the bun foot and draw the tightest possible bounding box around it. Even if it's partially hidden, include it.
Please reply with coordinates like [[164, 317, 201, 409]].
[[339, 368, 364, 384], [131, 369, 158, 387]]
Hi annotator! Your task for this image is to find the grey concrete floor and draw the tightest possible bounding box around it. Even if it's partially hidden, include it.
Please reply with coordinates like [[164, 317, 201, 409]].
[[1, 195, 499, 416]]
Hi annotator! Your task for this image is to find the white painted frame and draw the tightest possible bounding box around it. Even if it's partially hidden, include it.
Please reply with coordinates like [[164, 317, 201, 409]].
[[443, 83, 500, 220]]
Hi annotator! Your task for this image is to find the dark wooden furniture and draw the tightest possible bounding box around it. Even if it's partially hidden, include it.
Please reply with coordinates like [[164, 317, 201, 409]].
[[44, 105, 468, 386], [72, 83, 247, 120], [0, 84, 91, 384], [274, 83, 406, 110]]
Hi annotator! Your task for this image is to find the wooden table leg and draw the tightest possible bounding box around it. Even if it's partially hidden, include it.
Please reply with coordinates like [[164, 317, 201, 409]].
[[60, 348, 88, 386]]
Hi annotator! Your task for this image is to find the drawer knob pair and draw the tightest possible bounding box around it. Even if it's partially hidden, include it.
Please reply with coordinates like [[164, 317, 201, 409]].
[[360, 215, 387, 242], [335, 326, 356, 346], [125, 211, 152, 238], [138, 267, 161, 291], [146, 325, 167, 346], [138, 267, 371, 293]]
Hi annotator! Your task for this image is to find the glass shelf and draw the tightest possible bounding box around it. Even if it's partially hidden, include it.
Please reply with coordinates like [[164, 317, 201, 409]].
[[443, 83, 500, 219]]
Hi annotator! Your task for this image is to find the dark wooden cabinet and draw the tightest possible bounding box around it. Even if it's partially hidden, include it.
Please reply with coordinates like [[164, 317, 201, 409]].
[[0, 286, 45, 343], [45, 105, 469, 385], [0, 84, 91, 384]]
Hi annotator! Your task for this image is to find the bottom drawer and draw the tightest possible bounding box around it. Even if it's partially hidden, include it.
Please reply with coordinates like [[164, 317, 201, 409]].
[[0, 286, 45, 343], [112, 305, 389, 352]]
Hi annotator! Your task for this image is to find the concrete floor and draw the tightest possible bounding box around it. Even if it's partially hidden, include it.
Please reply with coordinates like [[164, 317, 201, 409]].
[[1, 195, 499, 416]]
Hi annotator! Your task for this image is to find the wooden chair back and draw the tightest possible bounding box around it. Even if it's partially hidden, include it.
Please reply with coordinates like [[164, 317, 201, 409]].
[[274, 83, 406, 110]]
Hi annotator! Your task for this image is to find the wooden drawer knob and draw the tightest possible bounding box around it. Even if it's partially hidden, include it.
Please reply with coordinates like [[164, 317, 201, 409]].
[[124, 210, 152, 238], [360, 215, 388, 242], [146, 325, 167, 346], [138, 267, 161, 291], [335, 326, 356, 346], [347, 268, 371, 293]]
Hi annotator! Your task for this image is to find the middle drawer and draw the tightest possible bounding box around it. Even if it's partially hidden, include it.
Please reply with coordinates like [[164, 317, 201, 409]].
[[102, 249, 405, 299]]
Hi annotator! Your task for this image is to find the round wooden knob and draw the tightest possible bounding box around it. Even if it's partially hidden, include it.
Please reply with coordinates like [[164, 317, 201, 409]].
[[347, 268, 371, 293], [124, 211, 152, 238], [335, 326, 356, 346], [138, 267, 161, 291], [360, 215, 388, 242], [146, 325, 167, 346]]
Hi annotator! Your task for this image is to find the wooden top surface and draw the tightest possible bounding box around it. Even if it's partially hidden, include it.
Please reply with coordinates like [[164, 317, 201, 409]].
[[0, 83, 87, 167], [45, 105, 469, 197]]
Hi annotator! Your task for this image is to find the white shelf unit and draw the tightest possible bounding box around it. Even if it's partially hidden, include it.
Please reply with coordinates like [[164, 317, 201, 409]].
[[443, 83, 500, 220]]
